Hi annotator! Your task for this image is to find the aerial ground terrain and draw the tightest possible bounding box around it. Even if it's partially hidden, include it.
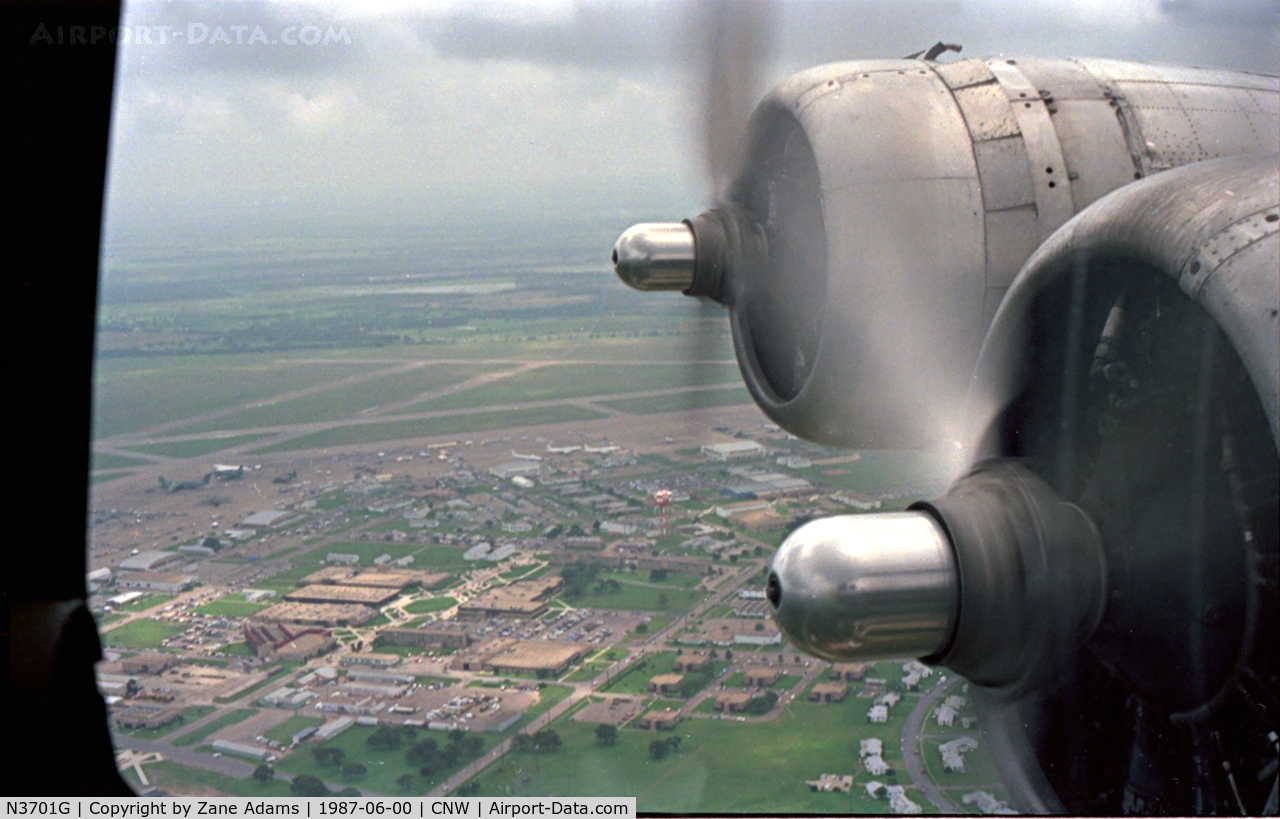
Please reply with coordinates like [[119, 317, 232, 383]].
[[89, 213, 1007, 813]]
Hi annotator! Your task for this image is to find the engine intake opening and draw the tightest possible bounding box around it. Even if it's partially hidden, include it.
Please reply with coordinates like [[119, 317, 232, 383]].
[[765, 571, 782, 609]]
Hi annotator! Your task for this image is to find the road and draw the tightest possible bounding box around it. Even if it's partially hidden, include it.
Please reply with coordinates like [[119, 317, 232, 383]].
[[899, 674, 965, 812]]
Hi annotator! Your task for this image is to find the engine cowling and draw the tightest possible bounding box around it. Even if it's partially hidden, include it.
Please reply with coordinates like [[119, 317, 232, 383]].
[[614, 57, 1279, 450], [768, 154, 1280, 813]]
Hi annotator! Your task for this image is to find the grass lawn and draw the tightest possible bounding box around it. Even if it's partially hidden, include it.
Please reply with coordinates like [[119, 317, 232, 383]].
[[409, 547, 472, 573], [92, 451, 153, 470], [561, 649, 628, 683], [101, 619, 186, 650], [462, 688, 938, 813], [91, 354, 370, 439], [623, 613, 675, 645], [561, 581, 704, 613], [399, 363, 740, 413], [117, 705, 218, 740], [171, 708, 258, 747], [92, 471, 135, 484], [180, 363, 503, 433], [121, 433, 273, 459], [601, 652, 678, 696], [195, 593, 273, 618], [264, 715, 324, 745], [919, 735, 1005, 789], [403, 596, 458, 614], [277, 724, 496, 796], [214, 664, 301, 704], [252, 405, 608, 454], [596, 386, 752, 415], [599, 570, 703, 590], [507, 684, 574, 734], [500, 564, 550, 582], [217, 641, 256, 657], [127, 759, 295, 797]]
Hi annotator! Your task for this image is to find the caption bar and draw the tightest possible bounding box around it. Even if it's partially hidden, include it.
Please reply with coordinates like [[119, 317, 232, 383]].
[[3, 800, 634, 819]]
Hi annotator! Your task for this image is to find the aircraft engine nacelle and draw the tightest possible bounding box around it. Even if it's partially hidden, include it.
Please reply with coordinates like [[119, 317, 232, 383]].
[[614, 57, 1278, 449], [767, 154, 1279, 813]]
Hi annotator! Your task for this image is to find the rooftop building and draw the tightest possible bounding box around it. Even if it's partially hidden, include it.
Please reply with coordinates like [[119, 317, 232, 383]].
[[284, 584, 400, 607], [241, 509, 299, 529], [115, 572, 198, 594], [639, 709, 681, 730], [702, 441, 767, 461], [118, 551, 183, 572]]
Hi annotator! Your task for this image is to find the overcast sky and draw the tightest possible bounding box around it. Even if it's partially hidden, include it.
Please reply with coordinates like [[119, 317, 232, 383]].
[[103, 0, 1280, 240]]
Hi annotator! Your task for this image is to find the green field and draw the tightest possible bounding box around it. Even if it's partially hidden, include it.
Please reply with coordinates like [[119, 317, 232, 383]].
[[562, 580, 704, 613], [171, 708, 258, 747], [599, 570, 703, 590], [117, 705, 218, 740], [403, 596, 458, 614], [180, 363, 504, 433], [196, 593, 274, 618], [461, 688, 936, 813], [92, 355, 371, 439], [125, 759, 296, 797], [214, 665, 301, 704], [277, 724, 497, 796], [397, 363, 741, 413], [92, 471, 135, 484], [601, 652, 678, 696], [122, 433, 275, 459], [596, 386, 752, 415], [406, 547, 472, 573], [561, 649, 629, 683], [264, 715, 325, 745], [101, 619, 186, 650], [92, 451, 154, 470], [252, 405, 609, 453]]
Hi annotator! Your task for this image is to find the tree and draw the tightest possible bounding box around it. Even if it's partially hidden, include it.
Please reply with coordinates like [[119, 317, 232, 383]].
[[511, 734, 533, 752], [595, 724, 618, 747], [312, 746, 345, 767], [342, 763, 367, 780], [290, 775, 329, 797], [367, 725, 405, 751], [634, 623, 648, 634], [729, 553, 739, 563], [456, 781, 481, 796], [649, 568, 669, 583], [657, 592, 669, 609], [252, 764, 274, 784], [533, 729, 562, 752], [406, 738, 439, 765], [396, 774, 416, 792], [648, 735, 680, 760], [723, 649, 732, 661], [745, 691, 779, 716]]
